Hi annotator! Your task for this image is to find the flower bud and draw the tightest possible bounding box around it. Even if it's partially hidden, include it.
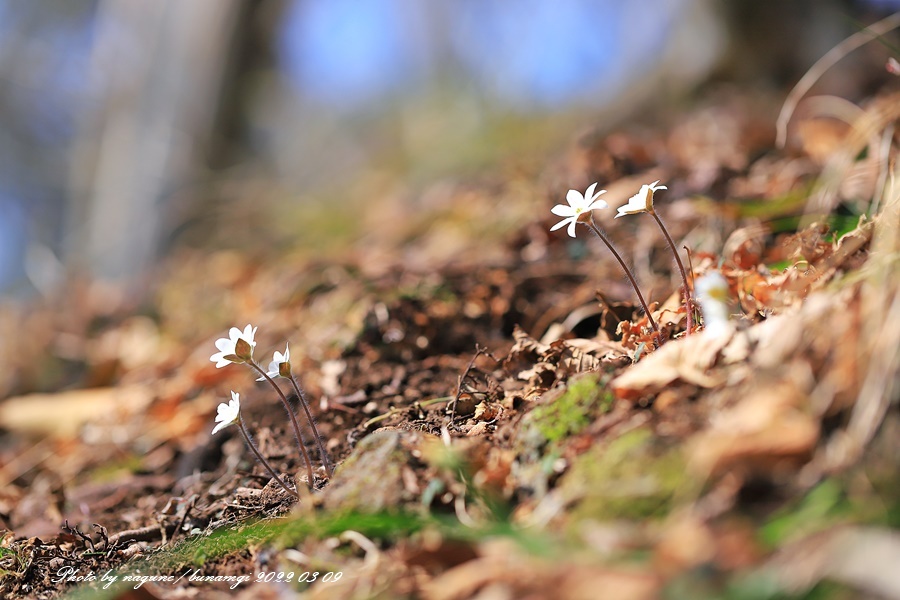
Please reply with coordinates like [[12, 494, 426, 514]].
[[695, 272, 732, 338], [234, 338, 254, 361], [278, 361, 292, 378]]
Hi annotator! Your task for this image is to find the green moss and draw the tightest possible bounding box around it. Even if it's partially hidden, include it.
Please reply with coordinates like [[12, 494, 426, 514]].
[[164, 519, 284, 567], [530, 374, 613, 445], [278, 512, 425, 548], [560, 428, 692, 521]]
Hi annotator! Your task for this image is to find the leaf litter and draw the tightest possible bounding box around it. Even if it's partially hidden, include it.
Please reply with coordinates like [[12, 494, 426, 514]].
[[0, 84, 898, 599]]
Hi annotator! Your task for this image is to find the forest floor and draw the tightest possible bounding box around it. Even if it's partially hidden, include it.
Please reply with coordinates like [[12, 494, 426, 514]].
[[0, 85, 898, 600]]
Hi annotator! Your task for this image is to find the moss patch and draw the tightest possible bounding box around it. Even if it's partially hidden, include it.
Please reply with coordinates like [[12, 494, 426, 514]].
[[529, 373, 613, 445], [560, 427, 692, 522]]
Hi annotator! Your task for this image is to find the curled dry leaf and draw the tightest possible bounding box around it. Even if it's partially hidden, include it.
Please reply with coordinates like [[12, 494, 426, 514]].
[[472, 400, 502, 422], [610, 330, 733, 401]]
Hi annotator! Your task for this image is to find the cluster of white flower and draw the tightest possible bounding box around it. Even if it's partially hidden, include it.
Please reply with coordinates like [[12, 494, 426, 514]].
[[550, 180, 726, 339], [208, 326, 299, 439], [209, 325, 292, 434], [208, 324, 333, 495], [549, 180, 667, 237], [209, 326, 292, 379]]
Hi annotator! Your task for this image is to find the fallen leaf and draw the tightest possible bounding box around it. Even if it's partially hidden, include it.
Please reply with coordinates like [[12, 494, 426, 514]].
[[610, 332, 732, 401]]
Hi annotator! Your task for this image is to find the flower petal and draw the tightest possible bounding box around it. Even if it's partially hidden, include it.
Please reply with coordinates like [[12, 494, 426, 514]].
[[551, 204, 574, 217], [584, 183, 598, 201], [566, 219, 578, 238], [566, 189, 584, 207], [550, 219, 568, 231], [211, 420, 231, 435]]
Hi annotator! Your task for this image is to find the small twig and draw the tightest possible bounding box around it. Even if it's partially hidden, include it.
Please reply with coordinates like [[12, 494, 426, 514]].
[[168, 495, 196, 547], [454, 495, 478, 528], [99, 523, 178, 550], [92, 524, 109, 550], [595, 290, 624, 327], [158, 519, 168, 546], [327, 402, 360, 415], [363, 397, 451, 429], [223, 503, 258, 510], [450, 345, 487, 423], [63, 520, 94, 552], [362, 407, 403, 430], [340, 530, 382, 570]]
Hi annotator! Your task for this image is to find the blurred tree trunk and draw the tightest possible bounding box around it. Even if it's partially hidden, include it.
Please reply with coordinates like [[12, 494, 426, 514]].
[[66, 0, 250, 282]]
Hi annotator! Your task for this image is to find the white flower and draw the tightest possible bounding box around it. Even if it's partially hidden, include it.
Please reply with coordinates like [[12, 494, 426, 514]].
[[257, 343, 292, 380], [210, 324, 257, 368], [615, 180, 667, 218], [695, 272, 732, 339], [211, 391, 241, 435], [550, 183, 608, 237]]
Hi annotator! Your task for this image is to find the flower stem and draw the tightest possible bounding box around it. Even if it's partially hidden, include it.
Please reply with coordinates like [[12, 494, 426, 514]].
[[649, 211, 694, 335], [237, 416, 299, 499], [288, 375, 334, 478], [249, 361, 316, 488], [584, 218, 661, 337]]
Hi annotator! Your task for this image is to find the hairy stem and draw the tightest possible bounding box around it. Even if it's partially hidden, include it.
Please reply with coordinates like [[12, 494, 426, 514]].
[[585, 218, 661, 336], [237, 416, 299, 499], [249, 361, 315, 488], [650, 211, 694, 335], [288, 374, 334, 477]]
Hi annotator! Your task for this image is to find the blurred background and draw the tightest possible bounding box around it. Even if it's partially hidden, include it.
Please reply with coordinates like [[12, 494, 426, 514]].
[[0, 0, 897, 297]]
